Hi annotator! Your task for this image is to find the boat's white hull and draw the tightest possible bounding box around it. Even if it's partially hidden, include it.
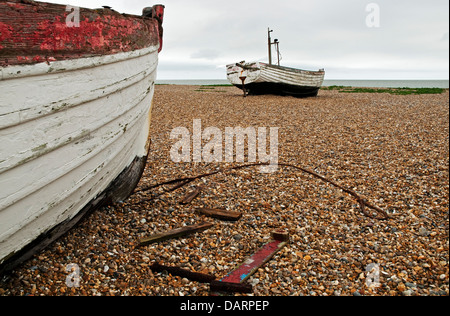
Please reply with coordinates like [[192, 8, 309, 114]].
[[0, 45, 159, 270], [227, 61, 325, 97]]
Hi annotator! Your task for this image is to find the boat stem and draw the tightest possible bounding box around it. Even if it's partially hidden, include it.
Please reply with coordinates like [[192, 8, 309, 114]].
[[239, 76, 247, 97]]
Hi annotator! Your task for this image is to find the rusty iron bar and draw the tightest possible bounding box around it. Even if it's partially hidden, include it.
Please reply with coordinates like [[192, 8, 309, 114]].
[[180, 186, 202, 204], [150, 263, 252, 293], [150, 262, 215, 283]]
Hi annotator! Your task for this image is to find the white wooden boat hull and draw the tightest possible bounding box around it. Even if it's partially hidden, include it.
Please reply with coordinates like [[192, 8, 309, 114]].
[[0, 1, 165, 274], [227, 62, 325, 97], [0, 45, 159, 273]]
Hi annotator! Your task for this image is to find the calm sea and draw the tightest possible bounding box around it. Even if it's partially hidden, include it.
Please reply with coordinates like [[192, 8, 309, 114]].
[[156, 79, 449, 88]]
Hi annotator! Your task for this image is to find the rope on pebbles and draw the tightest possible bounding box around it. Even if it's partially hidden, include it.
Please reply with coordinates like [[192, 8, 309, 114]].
[[133, 162, 391, 221]]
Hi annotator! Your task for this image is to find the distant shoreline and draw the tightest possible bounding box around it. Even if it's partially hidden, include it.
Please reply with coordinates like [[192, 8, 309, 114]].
[[156, 79, 449, 89]]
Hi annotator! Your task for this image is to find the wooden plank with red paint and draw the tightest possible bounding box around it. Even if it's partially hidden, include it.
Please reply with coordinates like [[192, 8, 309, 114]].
[[217, 231, 290, 287]]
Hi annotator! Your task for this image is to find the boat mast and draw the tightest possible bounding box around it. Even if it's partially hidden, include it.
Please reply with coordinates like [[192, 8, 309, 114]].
[[268, 28, 273, 65], [268, 28, 281, 66], [274, 39, 280, 66]]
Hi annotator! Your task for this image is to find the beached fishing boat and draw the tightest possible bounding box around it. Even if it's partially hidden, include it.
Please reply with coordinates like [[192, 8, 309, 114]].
[[227, 29, 325, 97], [0, 1, 164, 274]]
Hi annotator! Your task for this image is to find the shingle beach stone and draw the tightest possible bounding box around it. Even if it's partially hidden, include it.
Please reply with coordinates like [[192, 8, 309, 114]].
[[1, 85, 448, 296]]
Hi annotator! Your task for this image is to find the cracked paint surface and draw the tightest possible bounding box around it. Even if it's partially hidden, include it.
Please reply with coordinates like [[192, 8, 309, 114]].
[[0, 1, 163, 67]]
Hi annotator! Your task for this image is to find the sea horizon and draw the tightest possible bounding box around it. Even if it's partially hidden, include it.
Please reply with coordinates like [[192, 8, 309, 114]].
[[156, 79, 449, 89]]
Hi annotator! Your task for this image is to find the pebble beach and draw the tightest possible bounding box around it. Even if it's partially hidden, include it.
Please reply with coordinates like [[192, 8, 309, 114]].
[[1, 85, 448, 296]]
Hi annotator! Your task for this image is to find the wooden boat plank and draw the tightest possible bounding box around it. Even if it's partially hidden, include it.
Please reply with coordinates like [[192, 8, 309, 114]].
[[0, 52, 157, 175], [0, 98, 152, 251], [0, 68, 156, 213], [139, 223, 214, 246], [0, 46, 158, 130]]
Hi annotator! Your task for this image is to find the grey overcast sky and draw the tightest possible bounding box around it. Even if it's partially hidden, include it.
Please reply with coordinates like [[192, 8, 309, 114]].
[[49, 0, 449, 80]]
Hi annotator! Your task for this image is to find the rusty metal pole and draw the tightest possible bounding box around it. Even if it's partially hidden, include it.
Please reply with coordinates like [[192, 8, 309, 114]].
[[268, 28, 273, 65], [276, 40, 280, 66]]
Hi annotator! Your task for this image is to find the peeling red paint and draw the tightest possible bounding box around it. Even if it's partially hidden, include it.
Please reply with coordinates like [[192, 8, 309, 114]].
[[34, 15, 141, 52], [32, 55, 42, 63], [153, 5, 165, 53], [0, 1, 164, 67], [152, 5, 165, 24], [220, 240, 284, 284], [6, 2, 26, 10], [16, 56, 29, 62], [0, 22, 13, 49], [144, 4, 164, 53]]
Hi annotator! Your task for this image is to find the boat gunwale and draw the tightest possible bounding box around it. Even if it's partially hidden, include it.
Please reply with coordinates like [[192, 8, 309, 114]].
[[259, 62, 325, 76], [0, 47, 159, 133], [0, 45, 159, 81]]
